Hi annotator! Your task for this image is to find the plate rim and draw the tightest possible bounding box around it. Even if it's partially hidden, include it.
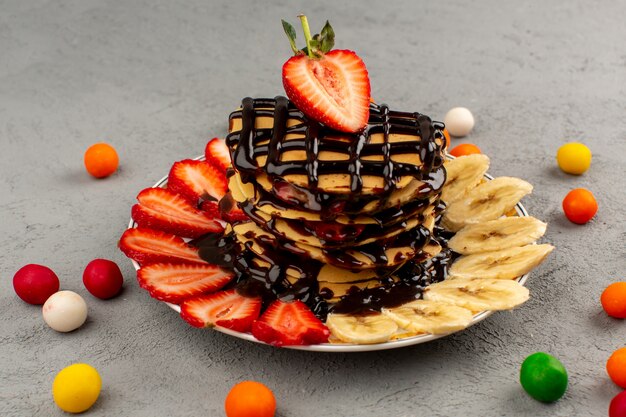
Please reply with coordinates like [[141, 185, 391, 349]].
[[127, 155, 531, 352]]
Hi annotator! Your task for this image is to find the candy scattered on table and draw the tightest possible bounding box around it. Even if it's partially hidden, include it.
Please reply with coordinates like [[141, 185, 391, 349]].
[[610, 390, 626, 417], [556, 142, 592, 175], [601, 282, 626, 319], [83, 259, 124, 299], [519, 352, 568, 402], [225, 381, 276, 417], [84, 142, 119, 178], [13, 264, 60, 305], [607, 348, 626, 388], [562, 188, 598, 224], [444, 107, 474, 137], [449, 143, 481, 158], [52, 363, 101, 413], [42, 290, 88, 332]]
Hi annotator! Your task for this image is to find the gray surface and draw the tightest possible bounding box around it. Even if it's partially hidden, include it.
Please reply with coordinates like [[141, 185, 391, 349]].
[[1, 0, 625, 416]]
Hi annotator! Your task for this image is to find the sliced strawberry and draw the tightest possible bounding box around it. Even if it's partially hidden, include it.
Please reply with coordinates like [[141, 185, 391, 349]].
[[132, 188, 223, 238], [200, 200, 222, 220], [221, 206, 248, 223], [204, 138, 231, 171], [251, 300, 330, 346], [283, 50, 370, 133], [137, 263, 233, 304], [306, 221, 365, 243], [180, 289, 262, 332], [167, 159, 227, 204], [119, 227, 204, 265]]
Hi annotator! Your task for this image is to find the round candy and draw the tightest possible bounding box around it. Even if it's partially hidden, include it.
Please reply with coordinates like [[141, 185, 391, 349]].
[[444, 107, 475, 137], [42, 290, 88, 332], [53, 363, 101, 413], [449, 143, 481, 158], [562, 188, 598, 224], [602, 282, 626, 319], [225, 381, 276, 417], [84, 143, 119, 178], [520, 352, 568, 402], [607, 348, 626, 388], [13, 264, 60, 305], [83, 259, 124, 299], [556, 142, 592, 175], [610, 390, 626, 417]]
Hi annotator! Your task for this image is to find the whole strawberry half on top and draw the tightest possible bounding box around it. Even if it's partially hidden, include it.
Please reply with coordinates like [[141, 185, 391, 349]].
[[281, 15, 370, 133]]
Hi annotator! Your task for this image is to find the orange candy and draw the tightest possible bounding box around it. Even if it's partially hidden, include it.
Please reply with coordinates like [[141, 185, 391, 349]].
[[601, 282, 626, 319], [84, 143, 119, 178], [562, 188, 598, 224], [225, 381, 276, 417], [607, 348, 626, 388], [449, 143, 481, 157], [442, 128, 451, 149]]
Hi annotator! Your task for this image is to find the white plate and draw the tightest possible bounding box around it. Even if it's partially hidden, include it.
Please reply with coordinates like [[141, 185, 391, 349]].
[[127, 155, 530, 352]]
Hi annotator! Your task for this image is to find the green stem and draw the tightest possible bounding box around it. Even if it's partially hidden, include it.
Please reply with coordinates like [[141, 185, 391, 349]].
[[298, 14, 314, 58]]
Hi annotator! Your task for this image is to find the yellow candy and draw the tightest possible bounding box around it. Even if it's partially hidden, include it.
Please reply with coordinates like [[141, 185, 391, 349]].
[[52, 363, 101, 413], [556, 142, 591, 175]]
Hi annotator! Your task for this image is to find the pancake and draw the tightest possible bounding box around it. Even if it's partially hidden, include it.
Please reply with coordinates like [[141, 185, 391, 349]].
[[234, 220, 440, 270], [241, 201, 437, 249], [228, 167, 444, 220], [226, 98, 446, 196]]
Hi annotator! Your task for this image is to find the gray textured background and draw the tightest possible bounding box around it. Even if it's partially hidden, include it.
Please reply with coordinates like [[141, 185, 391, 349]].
[[1, 1, 625, 416]]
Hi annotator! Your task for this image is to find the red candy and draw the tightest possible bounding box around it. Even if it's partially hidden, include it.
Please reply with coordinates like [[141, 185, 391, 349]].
[[83, 259, 124, 299], [13, 264, 60, 305], [610, 391, 626, 417]]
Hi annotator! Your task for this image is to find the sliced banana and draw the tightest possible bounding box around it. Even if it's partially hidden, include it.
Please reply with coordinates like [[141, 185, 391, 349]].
[[423, 278, 530, 311], [448, 244, 554, 280], [448, 216, 547, 255], [442, 154, 490, 204], [442, 177, 533, 232], [382, 300, 474, 335], [326, 313, 398, 344]]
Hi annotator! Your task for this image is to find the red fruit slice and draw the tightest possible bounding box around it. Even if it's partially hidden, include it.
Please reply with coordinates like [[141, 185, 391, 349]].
[[167, 159, 227, 203], [119, 227, 204, 265], [251, 300, 330, 346], [221, 206, 248, 223], [283, 50, 370, 133], [306, 221, 365, 242], [200, 200, 222, 220], [132, 188, 224, 238], [180, 289, 262, 332], [137, 263, 233, 304], [204, 138, 231, 171]]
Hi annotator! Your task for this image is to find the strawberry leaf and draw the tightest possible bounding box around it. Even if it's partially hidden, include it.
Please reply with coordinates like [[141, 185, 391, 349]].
[[282, 19, 298, 54], [320, 20, 335, 53]]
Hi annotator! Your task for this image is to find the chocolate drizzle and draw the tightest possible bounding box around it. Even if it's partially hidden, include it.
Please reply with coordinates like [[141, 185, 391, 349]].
[[226, 96, 446, 214]]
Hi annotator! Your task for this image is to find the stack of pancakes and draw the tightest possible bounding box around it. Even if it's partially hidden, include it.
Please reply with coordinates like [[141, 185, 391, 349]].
[[224, 96, 447, 305]]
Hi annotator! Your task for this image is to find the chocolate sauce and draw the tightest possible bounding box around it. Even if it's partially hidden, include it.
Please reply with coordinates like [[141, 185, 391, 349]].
[[225, 97, 446, 216], [330, 249, 454, 315]]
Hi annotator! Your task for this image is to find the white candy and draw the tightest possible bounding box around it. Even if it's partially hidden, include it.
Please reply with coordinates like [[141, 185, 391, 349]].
[[42, 290, 88, 332], [444, 107, 475, 137]]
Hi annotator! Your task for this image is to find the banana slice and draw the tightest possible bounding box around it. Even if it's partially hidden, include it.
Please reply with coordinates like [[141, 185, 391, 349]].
[[448, 244, 554, 280], [326, 313, 398, 344], [442, 154, 490, 204], [442, 177, 533, 232], [423, 278, 530, 311], [382, 300, 474, 335], [448, 216, 547, 255]]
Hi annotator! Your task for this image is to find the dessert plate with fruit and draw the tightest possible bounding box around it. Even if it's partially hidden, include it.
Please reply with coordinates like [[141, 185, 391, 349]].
[[119, 16, 553, 352]]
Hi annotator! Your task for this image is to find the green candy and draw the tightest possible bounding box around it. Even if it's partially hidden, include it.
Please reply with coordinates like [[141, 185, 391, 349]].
[[520, 352, 568, 403]]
